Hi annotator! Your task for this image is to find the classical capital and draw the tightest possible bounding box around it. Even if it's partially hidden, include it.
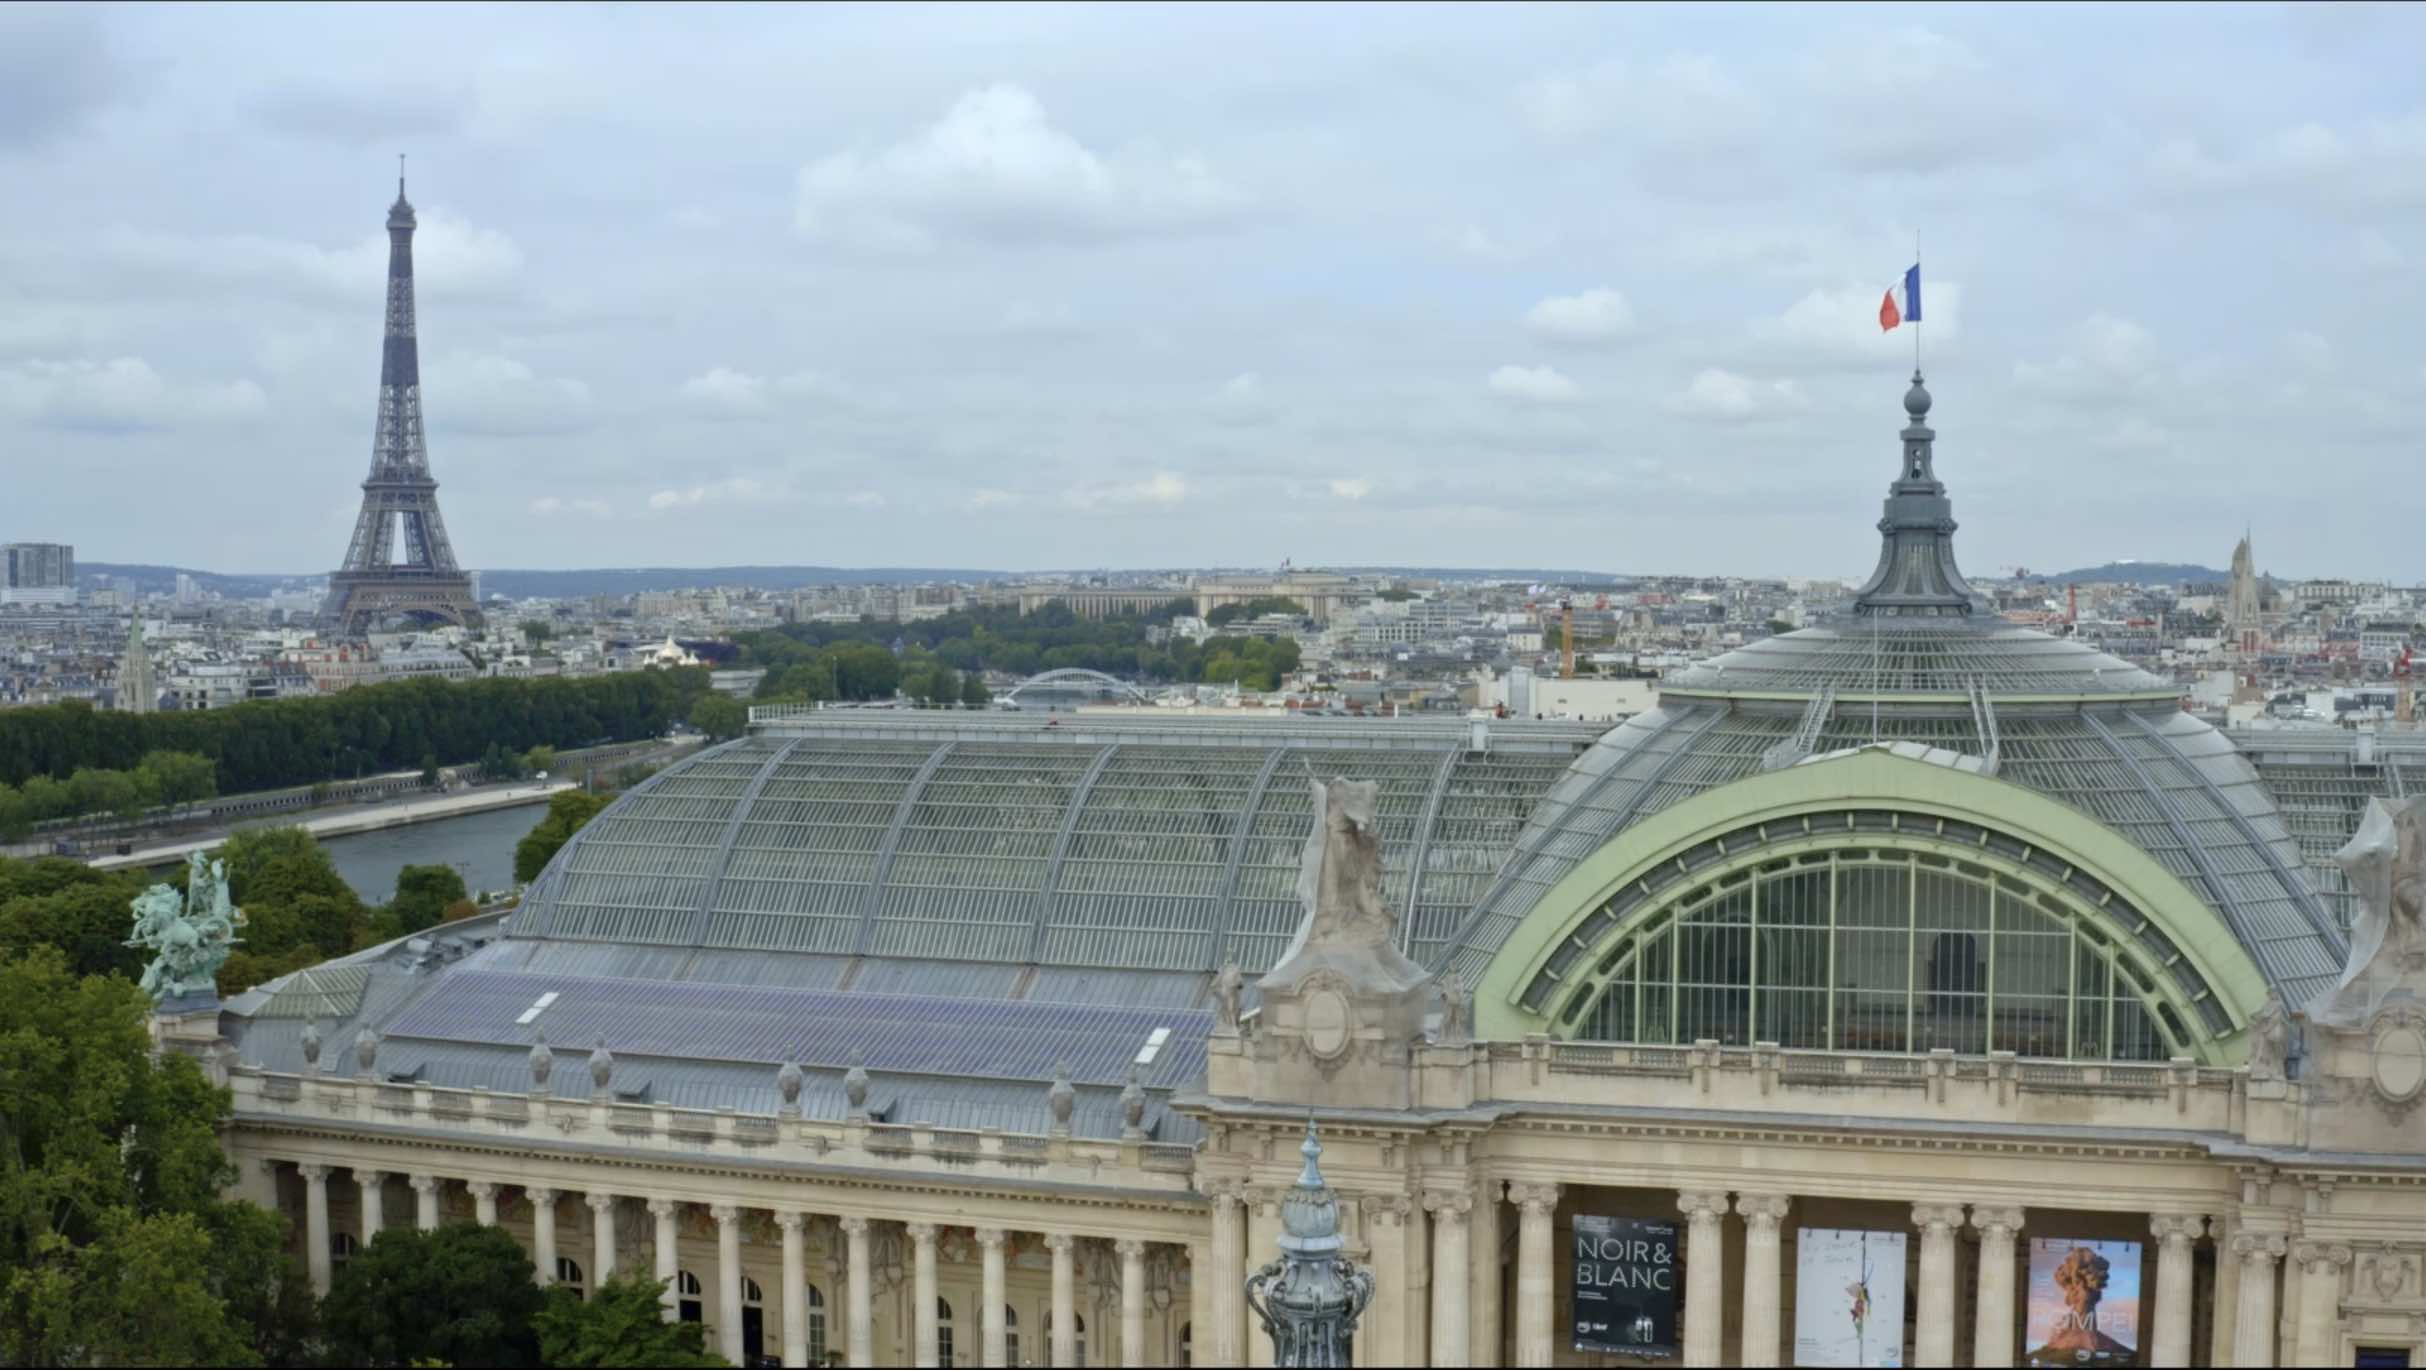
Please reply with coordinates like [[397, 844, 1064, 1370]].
[[905, 1221, 937, 1244], [408, 1172, 439, 1195], [1969, 1205, 2025, 1239], [1736, 1194, 1793, 1229], [975, 1226, 1007, 1250], [1677, 1190, 1731, 1222], [1425, 1190, 1473, 1223], [357, 1168, 387, 1187], [646, 1197, 678, 1220], [1908, 1202, 1965, 1235], [2231, 1231, 2289, 1264], [528, 1185, 559, 1205], [1507, 1182, 1563, 1214], [1115, 1238, 1146, 1259], [586, 1192, 616, 1214], [839, 1215, 870, 1238], [467, 1181, 499, 1201], [1044, 1231, 1075, 1254], [2149, 1213, 2206, 1244], [298, 1162, 330, 1182], [2293, 1240, 2355, 1275], [776, 1210, 806, 1235], [709, 1203, 739, 1225]]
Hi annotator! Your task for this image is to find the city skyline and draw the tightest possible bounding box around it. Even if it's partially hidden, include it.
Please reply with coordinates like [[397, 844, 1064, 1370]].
[[3, 3, 2423, 578]]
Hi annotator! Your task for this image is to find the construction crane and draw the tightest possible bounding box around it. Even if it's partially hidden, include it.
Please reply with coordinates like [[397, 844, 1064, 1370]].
[[1559, 597, 1576, 680]]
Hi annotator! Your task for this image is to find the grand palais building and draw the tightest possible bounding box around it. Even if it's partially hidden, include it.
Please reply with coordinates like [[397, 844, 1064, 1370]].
[[184, 375, 2426, 1369]]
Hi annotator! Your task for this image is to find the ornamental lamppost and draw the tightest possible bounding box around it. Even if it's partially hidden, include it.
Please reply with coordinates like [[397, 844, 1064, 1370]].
[[1245, 1120, 1374, 1367]]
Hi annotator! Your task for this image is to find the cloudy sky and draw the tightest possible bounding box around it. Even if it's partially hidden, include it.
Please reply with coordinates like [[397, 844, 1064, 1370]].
[[4, 3, 2422, 579]]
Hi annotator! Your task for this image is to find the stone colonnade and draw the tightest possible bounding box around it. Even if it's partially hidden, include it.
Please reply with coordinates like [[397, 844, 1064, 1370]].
[[281, 1161, 1184, 1368]]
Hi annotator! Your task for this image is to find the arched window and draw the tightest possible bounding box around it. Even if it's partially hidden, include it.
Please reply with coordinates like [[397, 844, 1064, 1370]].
[[331, 1231, 359, 1266], [937, 1298, 955, 1368], [1044, 1311, 1087, 1368], [1566, 846, 2195, 1060], [677, 1270, 703, 1324], [556, 1256, 585, 1299], [1004, 1305, 1019, 1368], [805, 1283, 827, 1365], [742, 1278, 765, 1363]]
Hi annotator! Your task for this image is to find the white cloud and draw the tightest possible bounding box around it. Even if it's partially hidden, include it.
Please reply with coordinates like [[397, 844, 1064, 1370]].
[[1064, 470, 1189, 510], [1525, 287, 1636, 345], [2355, 228, 2405, 273], [424, 353, 593, 436], [648, 475, 775, 511], [679, 366, 771, 416], [1749, 281, 1962, 368], [0, 356, 265, 431], [95, 207, 524, 306], [1666, 368, 1807, 421], [669, 205, 722, 231], [2149, 115, 2426, 206], [1487, 364, 1578, 403], [844, 490, 886, 509], [1443, 222, 1530, 264], [967, 488, 1021, 510], [1221, 372, 1261, 400], [1802, 28, 2050, 172], [530, 495, 612, 518], [2010, 314, 2163, 402], [2287, 330, 2334, 372], [1516, 55, 1762, 150], [1328, 477, 1373, 500], [795, 84, 1248, 249]]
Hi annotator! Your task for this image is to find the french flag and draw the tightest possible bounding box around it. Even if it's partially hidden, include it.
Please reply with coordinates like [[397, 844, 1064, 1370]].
[[1878, 264, 1922, 331]]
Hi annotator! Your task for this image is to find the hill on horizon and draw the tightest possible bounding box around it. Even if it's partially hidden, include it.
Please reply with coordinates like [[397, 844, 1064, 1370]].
[[2022, 561, 2232, 586]]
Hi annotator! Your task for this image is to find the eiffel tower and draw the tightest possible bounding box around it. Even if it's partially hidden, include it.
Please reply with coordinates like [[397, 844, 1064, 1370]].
[[323, 165, 481, 634]]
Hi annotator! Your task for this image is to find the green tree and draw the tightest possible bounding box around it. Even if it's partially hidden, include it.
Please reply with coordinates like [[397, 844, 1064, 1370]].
[[0, 948, 314, 1366], [520, 619, 554, 644], [522, 744, 558, 776], [374, 864, 468, 942], [960, 672, 991, 708], [1205, 596, 1307, 627], [514, 789, 615, 885], [533, 1273, 729, 1368], [319, 1223, 545, 1368], [0, 862, 152, 980], [420, 753, 441, 787], [689, 694, 747, 742], [0, 785, 26, 841]]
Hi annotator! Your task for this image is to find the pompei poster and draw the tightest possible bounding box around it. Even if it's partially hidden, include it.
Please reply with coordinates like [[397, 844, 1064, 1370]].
[[1793, 1228, 1908, 1367], [1572, 1215, 1679, 1358], [2023, 1238, 2142, 1367]]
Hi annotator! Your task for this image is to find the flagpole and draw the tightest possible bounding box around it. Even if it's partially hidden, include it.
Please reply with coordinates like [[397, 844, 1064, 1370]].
[[1914, 230, 1922, 374]]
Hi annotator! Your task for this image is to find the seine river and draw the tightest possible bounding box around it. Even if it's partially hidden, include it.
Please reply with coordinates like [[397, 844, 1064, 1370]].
[[321, 802, 548, 905]]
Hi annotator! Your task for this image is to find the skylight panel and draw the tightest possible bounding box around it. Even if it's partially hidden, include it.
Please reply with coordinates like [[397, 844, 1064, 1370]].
[[513, 990, 560, 1026], [1134, 1026, 1172, 1066]]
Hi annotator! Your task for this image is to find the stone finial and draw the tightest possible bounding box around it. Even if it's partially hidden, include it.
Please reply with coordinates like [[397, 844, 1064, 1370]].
[[300, 1019, 322, 1068], [776, 1060, 803, 1106], [587, 1036, 614, 1092], [528, 1032, 554, 1089], [354, 1028, 380, 1076], [1047, 1060, 1076, 1130], [843, 1054, 869, 1115], [1120, 1064, 1146, 1137]]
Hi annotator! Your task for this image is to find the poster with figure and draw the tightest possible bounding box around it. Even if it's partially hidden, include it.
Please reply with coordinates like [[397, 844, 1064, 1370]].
[[1572, 1215, 1679, 1358], [1793, 1228, 1908, 1367], [2024, 1238, 2142, 1367]]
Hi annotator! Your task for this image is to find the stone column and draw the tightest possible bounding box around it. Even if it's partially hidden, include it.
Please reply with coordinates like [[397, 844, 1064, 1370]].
[[908, 1222, 939, 1368], [2230, 1232, 2286, 1369], [1507, 1184, 1560, 1369], [1911, 1204, 1966, 1370], [588, 1193, 618, 1282], [1470, 1187, 1502, 1369], [977, 1228, 1009, 1369], [1429, 1192, 1473, 1368], [300, 1163, 333, 1297], [777, 1212, 808, 1370], [1970, 1206, 2024, 1369], [1118, 1239, 1147, 1369], [2149, 1215, 2204, 1368], [1677, 1192, 1730, 1368], [1736, 1195, 1791, 1369], [1212, 1189, 1246, 1367], [1048, 1232, 1078, 1368], [843, 1215, 875, 1369], [358, 1170, 386, 1246], [649, 1198, 680, 1323], [531, 1187, 560, 1287], [411, 1172, 440, 1231], [2291, 1240, 2351, 1368], [470, 1181, 500, 1227], [2209, 1215, 2242, 1367], [713, 1204, 745, 1365]]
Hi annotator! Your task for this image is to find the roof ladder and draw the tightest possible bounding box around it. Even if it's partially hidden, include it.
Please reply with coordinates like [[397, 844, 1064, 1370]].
[[1967, 677, 2002, 777], [1761, 685, 1836, 771]]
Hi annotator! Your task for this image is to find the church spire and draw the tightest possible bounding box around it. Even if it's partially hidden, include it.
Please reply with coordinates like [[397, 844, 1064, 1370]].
[[1851, 370, 1979, 617]]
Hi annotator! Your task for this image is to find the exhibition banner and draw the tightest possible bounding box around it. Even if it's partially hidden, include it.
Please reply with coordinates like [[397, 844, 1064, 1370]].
[[1792, 1228, 1908, 1368], [2023, 1238, 2143, 1368], [1572, 1214, 1679, 1358]]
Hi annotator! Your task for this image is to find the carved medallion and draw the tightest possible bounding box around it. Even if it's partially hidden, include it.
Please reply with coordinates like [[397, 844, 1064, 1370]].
[[2368, 1007, 2426, 1114], [1304, 987, 1352, 1061]]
